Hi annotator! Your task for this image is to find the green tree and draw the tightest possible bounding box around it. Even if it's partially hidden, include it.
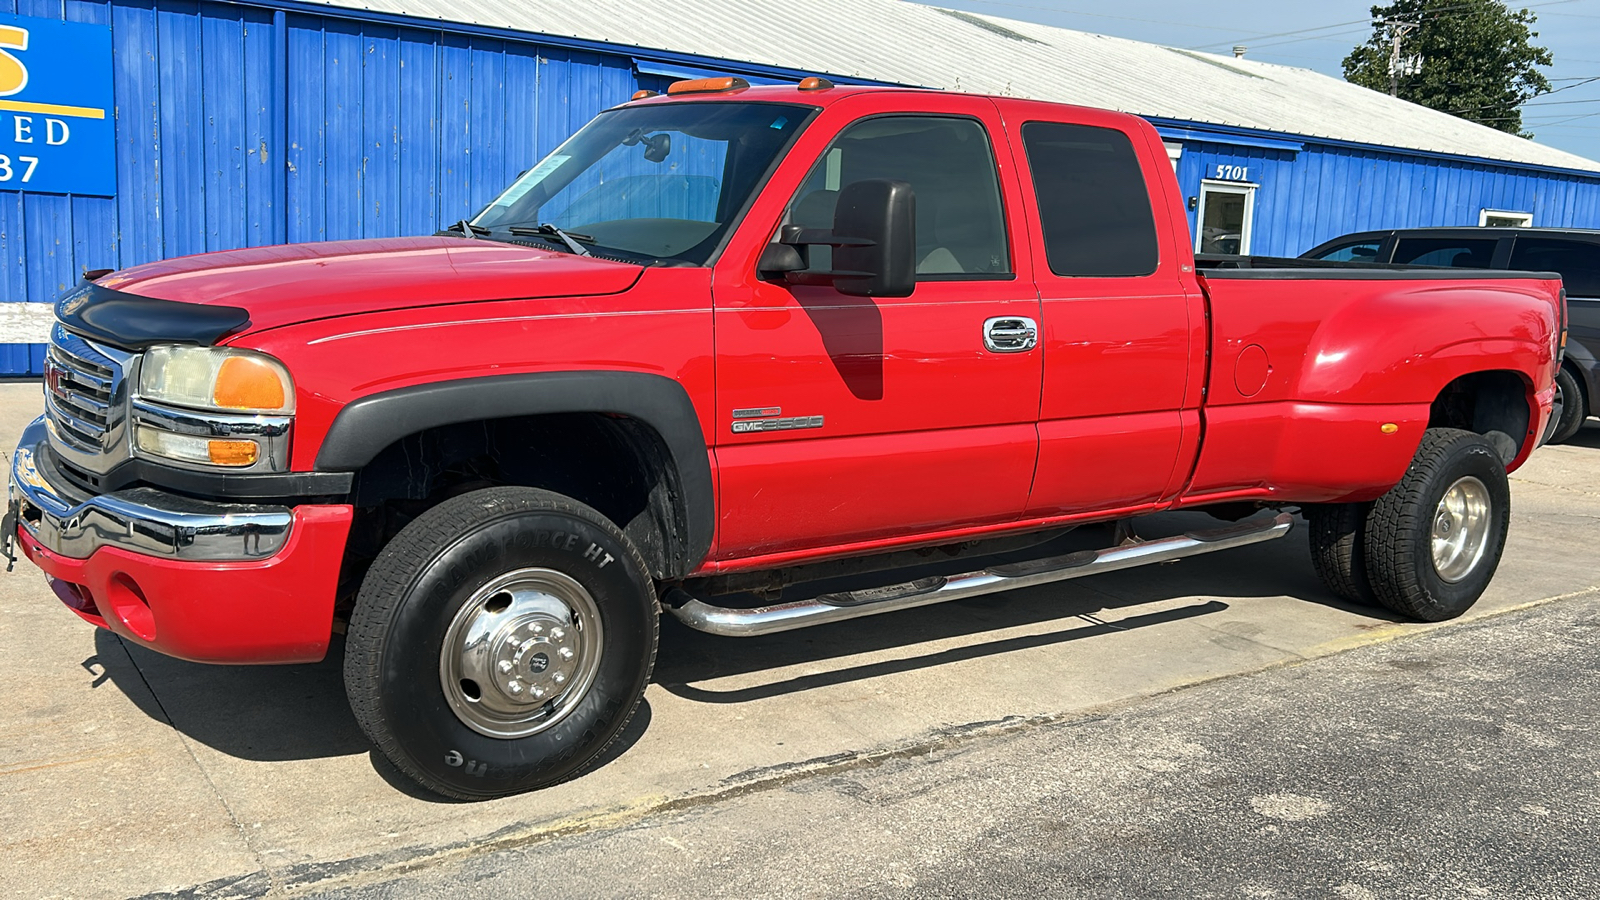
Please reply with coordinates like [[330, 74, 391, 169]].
[[1343, 0, 1552, 137]]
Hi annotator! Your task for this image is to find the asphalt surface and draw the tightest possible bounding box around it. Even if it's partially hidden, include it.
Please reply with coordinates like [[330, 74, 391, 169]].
[[310, 593, 1600, 900]]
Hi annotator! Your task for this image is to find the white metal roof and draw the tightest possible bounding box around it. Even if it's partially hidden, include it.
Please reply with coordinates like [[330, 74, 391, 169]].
[[301, 0, 1600, 175]]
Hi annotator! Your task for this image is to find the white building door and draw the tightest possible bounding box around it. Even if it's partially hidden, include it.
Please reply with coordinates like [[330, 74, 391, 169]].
[[1195, 179, 1257, 255]]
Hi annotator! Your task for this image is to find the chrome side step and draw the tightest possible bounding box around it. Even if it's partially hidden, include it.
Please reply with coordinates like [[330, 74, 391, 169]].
[[665, 513, 1294, 637]]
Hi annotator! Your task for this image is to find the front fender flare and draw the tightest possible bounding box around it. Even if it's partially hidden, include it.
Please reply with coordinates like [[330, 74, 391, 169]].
[[314, 371, 714, 574]]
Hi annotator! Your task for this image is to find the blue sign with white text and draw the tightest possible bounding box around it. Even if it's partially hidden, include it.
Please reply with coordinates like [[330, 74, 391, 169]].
[[0, 14, 114, 196]]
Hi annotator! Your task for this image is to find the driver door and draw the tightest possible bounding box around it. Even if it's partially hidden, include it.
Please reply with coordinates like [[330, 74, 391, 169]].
[[710, 94, 1042, 563]]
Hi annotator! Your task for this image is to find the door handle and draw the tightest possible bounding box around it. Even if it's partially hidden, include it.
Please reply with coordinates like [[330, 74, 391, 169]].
[[983, 316, 1038, 353]]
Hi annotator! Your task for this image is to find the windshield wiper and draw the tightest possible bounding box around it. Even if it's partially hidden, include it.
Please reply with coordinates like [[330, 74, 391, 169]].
[[439, 219, 489, 239], [507, 223, 593, 257]]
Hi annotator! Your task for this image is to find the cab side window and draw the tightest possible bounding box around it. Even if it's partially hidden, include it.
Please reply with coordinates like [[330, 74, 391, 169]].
[[1392, 238, 1497, 268], [1313, 240, 1384, 263], [788, 116, 1011, 279], [1020, 122, 1160, 277], [1509, 238, 1600, 298]]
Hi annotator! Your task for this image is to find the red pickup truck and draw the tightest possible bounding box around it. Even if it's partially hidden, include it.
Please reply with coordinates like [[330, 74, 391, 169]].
[[9, 79, 1563, 799]]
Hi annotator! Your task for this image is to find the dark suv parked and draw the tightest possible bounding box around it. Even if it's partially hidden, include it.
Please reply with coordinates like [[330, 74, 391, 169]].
[[1303, 227, 1600, 443]]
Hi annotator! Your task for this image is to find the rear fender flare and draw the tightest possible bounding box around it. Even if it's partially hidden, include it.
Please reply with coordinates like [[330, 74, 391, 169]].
[[314, 371, 714, 574]]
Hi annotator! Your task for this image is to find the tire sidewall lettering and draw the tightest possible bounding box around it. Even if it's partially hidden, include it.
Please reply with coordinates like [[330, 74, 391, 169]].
[[371, 502, 654, 797]]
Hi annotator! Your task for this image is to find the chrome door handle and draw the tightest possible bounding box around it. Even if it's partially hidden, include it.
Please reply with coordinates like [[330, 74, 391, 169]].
[[983, 316, 1038, 353]]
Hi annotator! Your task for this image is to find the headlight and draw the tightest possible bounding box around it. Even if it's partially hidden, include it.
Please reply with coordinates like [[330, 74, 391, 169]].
[[134, 345, 294, 469], [139, 345, 294, 414]]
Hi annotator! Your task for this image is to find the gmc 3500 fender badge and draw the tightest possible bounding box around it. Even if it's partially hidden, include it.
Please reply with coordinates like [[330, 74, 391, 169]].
[[730, 407, 825, 433]]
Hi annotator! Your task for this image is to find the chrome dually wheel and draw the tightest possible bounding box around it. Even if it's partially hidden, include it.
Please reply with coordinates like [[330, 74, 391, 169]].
[[1364, 428, 1510, 622], [1430, 476, 1492, 583], [440, 568, 605, 738]]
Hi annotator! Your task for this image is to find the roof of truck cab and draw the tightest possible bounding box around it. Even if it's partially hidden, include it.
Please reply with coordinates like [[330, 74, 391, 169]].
[[293, 0, 1600, 176]]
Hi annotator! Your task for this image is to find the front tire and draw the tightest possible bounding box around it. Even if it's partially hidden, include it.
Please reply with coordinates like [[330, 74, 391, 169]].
[[1363, 429, 1510, 622], [1549, 366, 1587, 444], [345, 487, 658, 799]]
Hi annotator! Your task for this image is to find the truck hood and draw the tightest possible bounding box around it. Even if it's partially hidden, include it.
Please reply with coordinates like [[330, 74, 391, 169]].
[[94, 236, 645, 335]]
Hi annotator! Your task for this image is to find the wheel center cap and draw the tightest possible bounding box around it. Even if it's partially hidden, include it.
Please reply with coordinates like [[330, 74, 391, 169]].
[[1437, 514, 1452, 535]]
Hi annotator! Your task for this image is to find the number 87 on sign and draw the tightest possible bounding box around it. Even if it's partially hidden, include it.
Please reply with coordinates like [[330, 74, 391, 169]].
[[0, 14, 116, 197]]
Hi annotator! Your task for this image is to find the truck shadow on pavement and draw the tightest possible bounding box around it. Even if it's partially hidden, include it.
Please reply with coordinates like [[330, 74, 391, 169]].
[[1562, 422, 1600, 449], [653, 511, 1401, 702], [87, 513, 1388, 772]]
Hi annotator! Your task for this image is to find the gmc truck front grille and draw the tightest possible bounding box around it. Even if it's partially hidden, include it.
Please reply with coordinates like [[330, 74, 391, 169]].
[[43, 326, 132, 467]]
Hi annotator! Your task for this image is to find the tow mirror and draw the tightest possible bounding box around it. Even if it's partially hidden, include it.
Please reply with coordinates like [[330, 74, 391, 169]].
[[831, 179, 916, 298], [758, 178, 916, 298]]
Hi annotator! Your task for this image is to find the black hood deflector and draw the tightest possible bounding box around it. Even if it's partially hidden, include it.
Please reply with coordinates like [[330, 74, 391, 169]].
[[56, 279, 252, 350]]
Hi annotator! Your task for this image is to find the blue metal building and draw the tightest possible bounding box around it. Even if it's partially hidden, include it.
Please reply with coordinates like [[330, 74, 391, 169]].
[[3, 0, 1599, 374]]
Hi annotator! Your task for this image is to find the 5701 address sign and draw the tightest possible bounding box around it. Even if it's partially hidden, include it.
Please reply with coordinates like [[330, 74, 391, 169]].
[[0, 14, 114, 196]]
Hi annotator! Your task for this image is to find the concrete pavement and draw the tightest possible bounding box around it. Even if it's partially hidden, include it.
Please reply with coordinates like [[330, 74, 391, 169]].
[[0, 380, 1596, 898]]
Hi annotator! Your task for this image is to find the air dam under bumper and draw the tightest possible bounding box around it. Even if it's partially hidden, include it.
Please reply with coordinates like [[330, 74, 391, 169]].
[[9, 417, 353, 664]]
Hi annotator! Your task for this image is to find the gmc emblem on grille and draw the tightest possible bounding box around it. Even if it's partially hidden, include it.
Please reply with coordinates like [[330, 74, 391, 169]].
[[43, 360, 67, 400]]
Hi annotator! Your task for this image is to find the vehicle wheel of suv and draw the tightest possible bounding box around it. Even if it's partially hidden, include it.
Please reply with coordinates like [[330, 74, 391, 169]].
[[1549, 366, 1587, 444], [1363, 428, 1510, 622], [1305, 502, 1376, 606], [345, 486, 658, 800]]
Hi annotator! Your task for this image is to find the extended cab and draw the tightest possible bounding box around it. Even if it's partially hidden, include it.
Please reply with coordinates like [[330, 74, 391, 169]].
[[9, 80, 1563, 799]]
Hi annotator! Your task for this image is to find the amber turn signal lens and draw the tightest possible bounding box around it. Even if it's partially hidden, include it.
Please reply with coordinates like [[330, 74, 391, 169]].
[[207, 439, 260, 466], [631, 89, 659, 100], [213, 355, 287, 411], [667, 76, 750, 95], [798, 77, 835, 91]]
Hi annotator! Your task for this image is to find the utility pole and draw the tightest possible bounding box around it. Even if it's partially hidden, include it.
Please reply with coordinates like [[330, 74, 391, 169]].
[[1385, 18, 1421, 96]]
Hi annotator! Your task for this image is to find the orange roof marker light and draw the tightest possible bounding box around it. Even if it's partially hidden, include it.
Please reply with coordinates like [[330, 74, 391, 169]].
[[631, 89, 659, 100], [667, 76, 751, 95], [798, 77, 835, 91]]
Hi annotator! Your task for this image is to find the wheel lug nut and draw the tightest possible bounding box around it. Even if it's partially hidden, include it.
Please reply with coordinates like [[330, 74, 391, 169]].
[[507, 682, 523, 694], [532, 687, 546, 698], [498, 660, 514, 673], [551, 627, 565, 640], [529, 623, 544, 634], [553, 673, 566, 685], [559, 647, 574, 660]]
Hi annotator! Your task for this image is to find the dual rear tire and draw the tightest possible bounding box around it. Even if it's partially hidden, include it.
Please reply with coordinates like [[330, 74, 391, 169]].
[[1307, 428, 1511, 622]]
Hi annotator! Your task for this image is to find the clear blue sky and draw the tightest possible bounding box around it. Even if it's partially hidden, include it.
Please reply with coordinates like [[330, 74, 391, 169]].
[[925, 0, 1600, 164]]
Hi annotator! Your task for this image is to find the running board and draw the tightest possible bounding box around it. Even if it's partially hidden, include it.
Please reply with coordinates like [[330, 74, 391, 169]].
[[665, 513, 1294, 638]]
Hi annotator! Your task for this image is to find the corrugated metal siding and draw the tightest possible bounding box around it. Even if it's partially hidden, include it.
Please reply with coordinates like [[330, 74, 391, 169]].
[[1174, 141, 1600, 258], [3, 0, 1600, 375], [0, 0, 735, 372]]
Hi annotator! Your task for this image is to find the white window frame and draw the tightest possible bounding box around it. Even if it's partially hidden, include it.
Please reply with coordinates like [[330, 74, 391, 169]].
[[1479, 208, 1532, 227], [1195, 178, 1258, 255]]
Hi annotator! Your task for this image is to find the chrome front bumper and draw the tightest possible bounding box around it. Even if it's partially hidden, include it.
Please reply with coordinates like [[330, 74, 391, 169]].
[[8, 416, 293, 562]]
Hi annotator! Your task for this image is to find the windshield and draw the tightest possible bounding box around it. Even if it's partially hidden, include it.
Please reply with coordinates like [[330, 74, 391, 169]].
[[472, 101, 813, 265]]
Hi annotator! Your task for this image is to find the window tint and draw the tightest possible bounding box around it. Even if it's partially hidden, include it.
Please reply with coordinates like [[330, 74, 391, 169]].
[[1314, 240, 1384, 263], [788, 116, 1010, 278], [1020, 122, 1159, 277], [1392, 238, 1497, 268], [1509, 238, 1600, 297]]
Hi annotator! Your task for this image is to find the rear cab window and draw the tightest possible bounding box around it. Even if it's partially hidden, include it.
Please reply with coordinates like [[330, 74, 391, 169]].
[[1018, 121, 1160, 277]]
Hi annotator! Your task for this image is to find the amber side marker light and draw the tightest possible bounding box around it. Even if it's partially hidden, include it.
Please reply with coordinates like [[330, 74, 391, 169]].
[[667, 76, 750, 95], [631, 89, 659, 100], [798, 77, 835, 91]]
